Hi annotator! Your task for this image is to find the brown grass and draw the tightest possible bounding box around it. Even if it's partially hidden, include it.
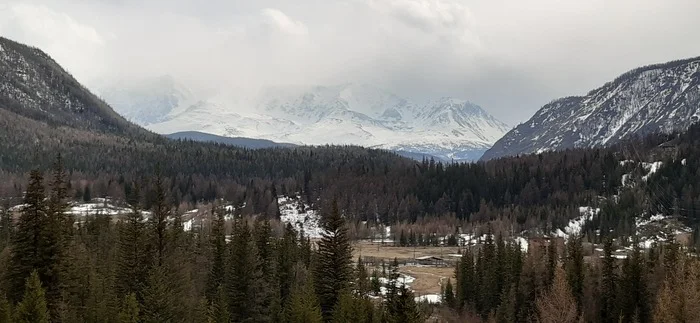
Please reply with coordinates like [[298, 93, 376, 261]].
[[352, 241, 461, 296]]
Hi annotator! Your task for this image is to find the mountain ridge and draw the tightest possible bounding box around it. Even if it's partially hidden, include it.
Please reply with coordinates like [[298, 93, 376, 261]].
[[481, 56, 700, 160], [101, 81, 510, 161]]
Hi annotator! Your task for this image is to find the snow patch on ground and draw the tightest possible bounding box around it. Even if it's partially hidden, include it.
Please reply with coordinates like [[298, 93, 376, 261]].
[[553, 206, 599, 239], [415, 294, 442, 304], [67, 198, 132, 216], [278, 196, 324, 238], [642, 161, 663, 181]]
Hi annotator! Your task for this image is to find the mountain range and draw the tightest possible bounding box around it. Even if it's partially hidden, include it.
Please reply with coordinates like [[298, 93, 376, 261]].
[[98, 81, 511, 162], [482, 57, 700, 160]]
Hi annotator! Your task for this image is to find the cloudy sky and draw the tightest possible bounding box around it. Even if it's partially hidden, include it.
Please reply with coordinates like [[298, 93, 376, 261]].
[[1, 0, 699, 124]]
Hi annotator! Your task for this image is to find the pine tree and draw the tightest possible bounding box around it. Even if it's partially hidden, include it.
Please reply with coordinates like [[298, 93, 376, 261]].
[[278, 223, 299, 305], [370, 270, 381, 296], [141, 265, 178, 323], [14, 270, 49, 323], [385, 285, 422, 323], [149, 175, 171, 267], [118, 293, 140, 323], [331, 292, 367, 323], [206, 206, 227, 302], [443, 278, 456, 308], [314, 200, 353, 321], [356, 257, 369, 297], [227, 220, 264, 322], [285, 277, 322, 323], [599, 238, 617, 323], [619, 242, 650, 323], [565, 235, 584, 311], [546, 240, 557, 286], [116, 183, 150, 300], [0, 204, 13, 252], [0, 295, 11, 323], [8, 170, 47, 303], [495, 284, 517, 323], [206, 285, 230, 323]]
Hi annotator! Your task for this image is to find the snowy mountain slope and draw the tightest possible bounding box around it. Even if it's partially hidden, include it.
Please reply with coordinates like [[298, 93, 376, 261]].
[[482, 57, 700, 160], [102, 81, 510, 161], [0, 37, 139, 135]]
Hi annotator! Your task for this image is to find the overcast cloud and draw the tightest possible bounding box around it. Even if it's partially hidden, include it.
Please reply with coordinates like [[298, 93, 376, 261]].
[[1, 0, 699, 124]]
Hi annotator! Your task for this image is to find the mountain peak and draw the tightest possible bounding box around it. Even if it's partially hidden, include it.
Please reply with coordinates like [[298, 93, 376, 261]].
[[481, 56, 700, 161]]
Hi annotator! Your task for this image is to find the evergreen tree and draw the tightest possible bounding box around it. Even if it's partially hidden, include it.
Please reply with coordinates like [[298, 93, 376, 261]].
[[141, 265, 178, 323], [356, 256, 369, 297], [278, 223, 299, 305], [206, 206, 227, 302], [619, 243, 650, 323], [385, 285, 422, 323], [227, 220, 264, 322], [149, 175, 171, 267], [14, 270, 49, 323], [314, 200, 353, 321], [0, 204, 13, 252], [599, 238, 617, 323], [565, 235, 584, 311], [331, 292, 367, 323], [284, 277, 322, 323], [370, 270, 381, 296], [116, 184, 149, 300], [118, 293, 140, 323], [0, 295, 11, 323], [8, 170, 47, 303], [546, 240, 557, 286], [443, 278, 456, 308], [206, 285, 230, 323]]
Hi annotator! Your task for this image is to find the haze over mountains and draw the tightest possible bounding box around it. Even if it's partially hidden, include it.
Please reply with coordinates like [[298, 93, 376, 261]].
[[99, 80, 510, 161]]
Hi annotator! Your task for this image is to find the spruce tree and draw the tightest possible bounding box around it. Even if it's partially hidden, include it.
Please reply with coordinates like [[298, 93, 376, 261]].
[[284, 277, 322, 323], [314, 200, 353, 321], [116, 184, 149, 300], [0, 204, 13, 252], [0, 295, 11, 323], [619, 242, 650, 323], [118, 293, 140, 323], [14, 270, 49, 323], [356, 257, 369, 297], [386, 285, 421, 323], [227, 220, 264, 322], [206, 206, 227, 302], [8, 170, 47, 303], [149, 175, 171, 267], [331, 292, 366, 323], [564, 235, 584, 311], [443, 278, 456, 308], [206, 285, 230, 323], [141, 265, 178, 323], [600, 238, 617, 323]]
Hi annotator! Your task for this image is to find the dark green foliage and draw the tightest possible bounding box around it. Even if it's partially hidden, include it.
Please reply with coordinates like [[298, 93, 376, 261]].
[[619, 243, 650, 323], [206, 207, 227, 302], [314, 200, 353, 320], [14, 270, 49, 323], [227, 220, 264, 322], [565, 235, 584, 310], [141, 265, 178, 323], [599, 238, 617, 323], [0, 295, 11, 323], [284, 277, 322, 323], [115, 187, 149, 300], [443, 278, 455, 309], [118, 293, 140, 323], [206, 285, 230, 323]]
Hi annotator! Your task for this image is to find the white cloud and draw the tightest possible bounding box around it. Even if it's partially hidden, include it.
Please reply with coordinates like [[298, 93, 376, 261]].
[[1, 0, 700, 124], [260, 8, 308, 36]]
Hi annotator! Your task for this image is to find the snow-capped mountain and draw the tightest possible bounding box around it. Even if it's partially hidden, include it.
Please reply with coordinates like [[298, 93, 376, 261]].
[[102, 81, 510, 161], [481, 57, 700, 161], [97, 75, 193, 126]]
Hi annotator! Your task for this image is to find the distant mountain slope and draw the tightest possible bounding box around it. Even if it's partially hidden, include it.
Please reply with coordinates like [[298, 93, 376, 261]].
[[0, 37, 142, 135], [166, 131, 296, 149], [482, 57, 700, 160], [102, 81, 510, 161]]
